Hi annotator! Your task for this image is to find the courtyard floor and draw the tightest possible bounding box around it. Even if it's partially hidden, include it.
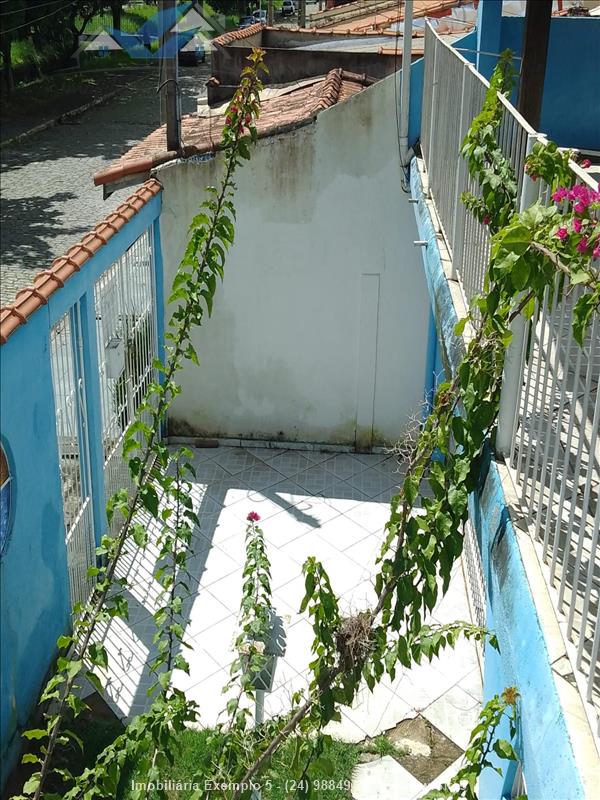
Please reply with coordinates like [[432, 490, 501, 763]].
[[96, 444, 482, 799]]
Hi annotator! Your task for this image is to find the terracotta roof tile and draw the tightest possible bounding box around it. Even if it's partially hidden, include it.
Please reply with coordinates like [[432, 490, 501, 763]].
[[0, 179, 162, 345], [212, 22, 265, 46], [93, 69, 375, 188], [314, 0, 457, 34]]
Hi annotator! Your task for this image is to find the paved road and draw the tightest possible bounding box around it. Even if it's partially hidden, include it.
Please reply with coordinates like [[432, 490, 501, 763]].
[[0, 66, 208, 305]]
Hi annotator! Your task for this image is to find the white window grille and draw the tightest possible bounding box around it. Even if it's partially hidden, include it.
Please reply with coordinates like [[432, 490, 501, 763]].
[[50, 307, 96, 611]]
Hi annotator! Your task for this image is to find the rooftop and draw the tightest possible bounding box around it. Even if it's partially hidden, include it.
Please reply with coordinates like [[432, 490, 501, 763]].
[[93, 69, 375, 188], [309, 0, 458, 34], [0, 179, 162, 345]]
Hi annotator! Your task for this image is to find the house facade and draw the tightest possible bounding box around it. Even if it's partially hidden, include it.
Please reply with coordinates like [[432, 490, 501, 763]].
[[0, 2, 598, 795]]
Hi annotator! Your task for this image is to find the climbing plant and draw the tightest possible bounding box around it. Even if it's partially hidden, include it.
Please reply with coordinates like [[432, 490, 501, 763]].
[[15, 49, 268, 800], [14, 50, 600, 800], [424, 688, 524, 800]]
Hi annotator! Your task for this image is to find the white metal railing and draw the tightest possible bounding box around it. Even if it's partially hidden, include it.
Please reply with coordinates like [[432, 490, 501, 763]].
[[50, 308, 96, 610], [95, 228, 158, 537], [421, 23, 600, 724], [510, 279, 599, 718]]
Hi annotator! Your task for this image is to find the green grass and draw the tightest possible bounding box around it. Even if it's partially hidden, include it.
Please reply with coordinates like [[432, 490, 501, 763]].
[[122, 731, 360, 800], [362, 733, 405, 759]]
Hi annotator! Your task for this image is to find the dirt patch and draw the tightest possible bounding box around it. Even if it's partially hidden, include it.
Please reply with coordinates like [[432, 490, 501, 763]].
[[387, 715, 463, 784]]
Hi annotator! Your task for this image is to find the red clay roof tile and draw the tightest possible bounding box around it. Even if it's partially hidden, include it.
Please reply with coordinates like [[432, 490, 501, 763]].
[[212, 22, 265, 46], [93, 69, 375, 188], [0, 178, 162, 346]]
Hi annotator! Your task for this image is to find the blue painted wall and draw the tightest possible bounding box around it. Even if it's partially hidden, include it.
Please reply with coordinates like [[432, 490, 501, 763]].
[[0, 194, 163, 787], [497, 17, 599, 150], [409, 160, 585, 799], [0, 311, 71, 785]]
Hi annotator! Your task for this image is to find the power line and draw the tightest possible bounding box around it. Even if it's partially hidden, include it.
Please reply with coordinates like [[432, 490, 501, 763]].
[[2, 0, 76, 33], [0, 0, 74, 16]]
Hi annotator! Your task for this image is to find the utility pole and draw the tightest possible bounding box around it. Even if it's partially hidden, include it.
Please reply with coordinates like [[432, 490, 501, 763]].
[[158, 0, 181, 152], [517, 0, 552, 130], [268, 0, 274, 25], [299, 0, 306, 27]]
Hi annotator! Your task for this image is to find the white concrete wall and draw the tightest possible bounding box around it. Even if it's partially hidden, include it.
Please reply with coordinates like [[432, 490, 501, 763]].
[[158, 73, 430, 447]]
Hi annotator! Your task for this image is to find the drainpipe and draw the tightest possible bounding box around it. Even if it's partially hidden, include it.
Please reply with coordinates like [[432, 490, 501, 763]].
[[399, 0, 414, 167]]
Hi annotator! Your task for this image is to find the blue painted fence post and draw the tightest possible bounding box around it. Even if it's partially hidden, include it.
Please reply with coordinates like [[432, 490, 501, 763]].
[[79, 291, 108, 546]]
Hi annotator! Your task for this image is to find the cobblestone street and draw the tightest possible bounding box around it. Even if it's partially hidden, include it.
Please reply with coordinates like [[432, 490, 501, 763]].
[[0, 66, 208, 305]]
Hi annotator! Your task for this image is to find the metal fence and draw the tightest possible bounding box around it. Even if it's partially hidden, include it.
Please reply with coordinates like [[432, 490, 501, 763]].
[[421, 23, 599, 721], [47, 223, 160, 612], [510, 279, 599, 712], [95, 229, 158, 537], [50, 308, 97, 610]]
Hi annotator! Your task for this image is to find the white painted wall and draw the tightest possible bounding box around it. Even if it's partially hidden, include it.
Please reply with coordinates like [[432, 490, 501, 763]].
[[158, 73, 430, 447]]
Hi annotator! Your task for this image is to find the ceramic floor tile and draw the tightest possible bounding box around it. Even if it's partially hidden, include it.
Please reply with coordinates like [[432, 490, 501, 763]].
[[326, 682, 412, 741], [388, 661, 458, 714], [303, 450, 336, 465], [324, 480, 370, 513], [267, 450, 313, 477], [184, 585, 235, 638], [204, 482, 251, 509], [254, 478, 309, 510], [346, 466, 400, 499], [295, 465, 341, 495], [260, 512, 315, 549], [317, 514, 374, 553], [353, 452, 390, 468], [273, 575, 308, 617], [211, 447, 266, 475], [458, 666, 483, 703], [422, 685, 481, 750], [352, 756, 423, 800], [188, 459, 231, 483], [323, 453, 370, 480], [344, 500, 391, 534], [324, 708, 372, 743], [373, 486, 399, 504], [237, 463, 287, 492], [286, 492, 341, 528], [204, 567, 244, 613], [374, 455, 407, 480], [98, 446, 481, 746], [343, 534, 381, 574], [244, 446, 282, 464], [270, 548, 305, 589]]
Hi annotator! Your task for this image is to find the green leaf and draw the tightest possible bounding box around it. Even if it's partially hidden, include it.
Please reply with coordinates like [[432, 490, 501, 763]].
[[493, 738, 518, 761], [22, 729, 47, 740], [89, 642, 108, 669]]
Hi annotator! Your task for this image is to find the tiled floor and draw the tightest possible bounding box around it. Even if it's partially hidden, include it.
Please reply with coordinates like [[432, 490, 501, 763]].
[[95, 445, 482, 799]]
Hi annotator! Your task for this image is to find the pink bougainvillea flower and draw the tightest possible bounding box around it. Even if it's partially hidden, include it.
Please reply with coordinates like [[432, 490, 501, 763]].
[[582, 159, 591, 169], [577, 236, 589, 254], [593, 244, 600, 259], [247, 511, 261, 522], [555, 227, 568, 241], [573, 218, 582, 233], [574, 202, 587, 214], [230, 105, 238, 115], [482, 215, 491, 226], [552, 188, 568, 203], [225, 115, 232, 126]]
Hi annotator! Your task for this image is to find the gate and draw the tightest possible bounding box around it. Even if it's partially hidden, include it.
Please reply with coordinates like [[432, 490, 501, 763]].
[[50, 306, 96, 611], [95, 228, 159, 536]]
